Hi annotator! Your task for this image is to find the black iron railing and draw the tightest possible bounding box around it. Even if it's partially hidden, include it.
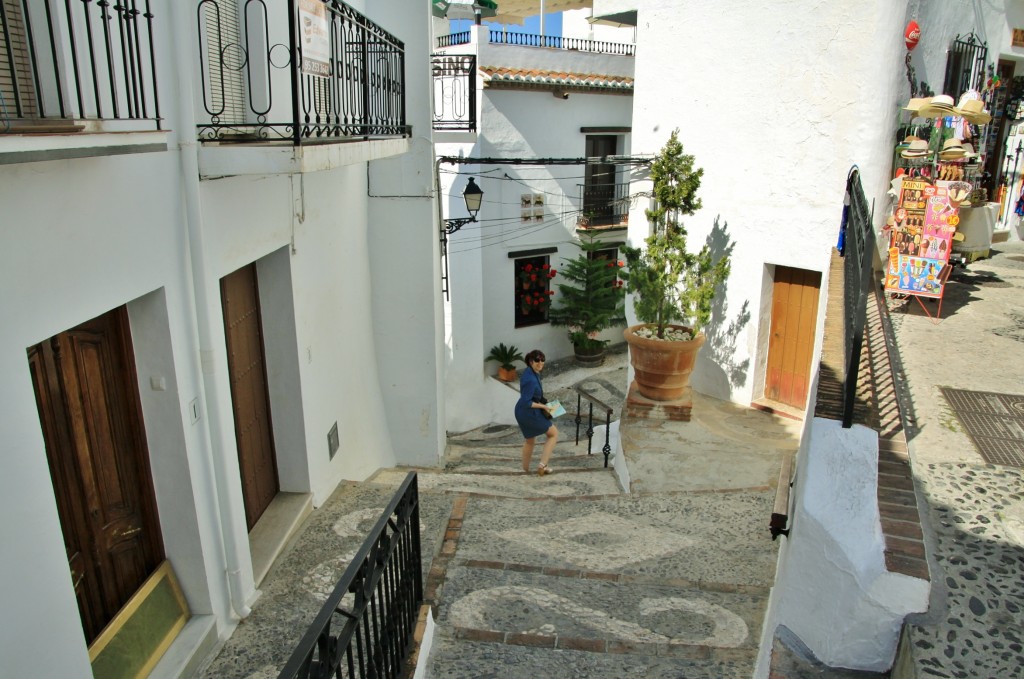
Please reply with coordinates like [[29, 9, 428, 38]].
[[839, 168, 875, 428], [278, 473, 422, 679], [0, 0, 161, 132], [196, 0, 409, 144], [435, 31, 469, 48], [431, 53, 475, 132], [578, 182, 630, 227], [488, 30, 634, 56], [574, 386, 613, 467]]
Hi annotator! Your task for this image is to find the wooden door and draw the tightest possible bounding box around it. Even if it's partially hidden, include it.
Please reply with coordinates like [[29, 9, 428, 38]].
[[28, 307, 164, 644], [765, 266, 822, 409], [221, 264, 279, 531], [584, 135, 617, 226]]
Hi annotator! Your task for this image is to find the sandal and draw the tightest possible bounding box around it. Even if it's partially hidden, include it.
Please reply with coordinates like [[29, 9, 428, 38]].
[[537, 463, 552, 476]]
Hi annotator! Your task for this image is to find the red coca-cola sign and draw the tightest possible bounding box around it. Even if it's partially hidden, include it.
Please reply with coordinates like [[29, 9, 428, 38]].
[[905, 21, 921, 51]]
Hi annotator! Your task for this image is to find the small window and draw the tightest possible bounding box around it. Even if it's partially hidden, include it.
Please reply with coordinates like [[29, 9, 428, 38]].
[[514, 255, 554, 328]]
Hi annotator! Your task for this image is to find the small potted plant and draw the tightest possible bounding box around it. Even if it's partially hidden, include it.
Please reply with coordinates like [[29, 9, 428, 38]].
[[486, 343, 524, 382], [548, 237, 627, 365], [622, 129, 731, 401]]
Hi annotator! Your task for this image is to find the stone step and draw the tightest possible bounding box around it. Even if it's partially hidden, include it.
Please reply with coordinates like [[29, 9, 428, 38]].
[[436, 563, 767, 651], [427, 634, 755, 679], [444, 447, 612, 474], [368, 466, 624, 499], [449, 493, 779, 589]]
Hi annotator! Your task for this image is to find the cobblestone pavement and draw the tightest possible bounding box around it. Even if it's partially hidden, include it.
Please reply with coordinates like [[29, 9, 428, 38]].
[[201, 346, 801, 678], [886, 241, 1024, 678]]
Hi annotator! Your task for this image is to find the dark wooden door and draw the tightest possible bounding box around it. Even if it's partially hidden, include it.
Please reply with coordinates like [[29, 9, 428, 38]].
[[28, 307, 164, 644], [221, 264, 279, 531], [584, 135, 617, 226], [765, 266, 822, 409]]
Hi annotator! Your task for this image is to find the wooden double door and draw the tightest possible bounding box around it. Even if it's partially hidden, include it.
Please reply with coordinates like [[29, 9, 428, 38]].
[[28, 307, 164, 645]]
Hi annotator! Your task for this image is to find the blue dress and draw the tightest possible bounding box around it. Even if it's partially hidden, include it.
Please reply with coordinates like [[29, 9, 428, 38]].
[[515, 367, 551, 438]]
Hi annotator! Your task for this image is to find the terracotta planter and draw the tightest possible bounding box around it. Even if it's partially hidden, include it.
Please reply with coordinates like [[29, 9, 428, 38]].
[[497, 366, 518, 382], [623, 323, 705, 401], [573, 343, 606, 366]]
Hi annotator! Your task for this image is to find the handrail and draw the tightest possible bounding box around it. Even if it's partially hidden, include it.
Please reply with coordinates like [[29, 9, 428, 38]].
[[574, 386, 614, 467], [769, 453, 794, 539], [278, 472, 422, 679]]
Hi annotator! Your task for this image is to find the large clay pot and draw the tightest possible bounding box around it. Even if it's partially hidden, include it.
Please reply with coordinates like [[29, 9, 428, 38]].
[[623, 323, 705, 400], [497, 366, 518, 382]]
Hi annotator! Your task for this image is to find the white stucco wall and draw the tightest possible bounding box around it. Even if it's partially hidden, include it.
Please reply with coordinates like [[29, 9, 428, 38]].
[[0, 1, 440, 676], [625, 0, 909, 406]]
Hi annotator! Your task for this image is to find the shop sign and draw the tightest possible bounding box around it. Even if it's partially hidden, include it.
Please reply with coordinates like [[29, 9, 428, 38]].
[[1014, 29, 1024, 48], [884, 178, 964, 299], [299, 0, 331, 78]]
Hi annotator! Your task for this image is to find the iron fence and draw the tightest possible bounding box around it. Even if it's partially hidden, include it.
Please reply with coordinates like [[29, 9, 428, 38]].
[[196, 0, 409, 144], [431, 53, 474, 132], [488, 30, 634, 56], [839, 168, 875, 428], [278, 472, 423, 679], [0, 0, 161, 132]]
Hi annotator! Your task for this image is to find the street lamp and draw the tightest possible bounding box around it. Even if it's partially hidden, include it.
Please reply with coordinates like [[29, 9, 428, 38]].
[[443, 177, 484, 234]]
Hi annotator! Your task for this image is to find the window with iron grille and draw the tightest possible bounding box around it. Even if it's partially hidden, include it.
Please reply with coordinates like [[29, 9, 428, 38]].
[[943, 33, 987, 101], [514, 256, 555, 328]]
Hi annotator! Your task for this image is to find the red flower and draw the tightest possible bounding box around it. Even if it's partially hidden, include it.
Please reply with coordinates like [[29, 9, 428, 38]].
[[547, 290, 554, 296], [530, 274, 537, 281], [542, 263, 550, 270], [618, 260, 625, 267], [548, 269, 557, 277], [606, 261, 614, 268], [524, 264, 533, 272]]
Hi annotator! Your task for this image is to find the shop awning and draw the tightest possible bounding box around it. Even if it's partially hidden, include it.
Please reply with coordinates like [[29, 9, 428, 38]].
[[588, 10, 637, 27], [431, 0, 499, 20], [491, 0, 593, 23]]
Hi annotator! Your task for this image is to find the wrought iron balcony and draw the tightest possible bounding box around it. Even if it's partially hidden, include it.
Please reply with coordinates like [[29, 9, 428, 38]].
[[0, 0, 161, 134], [196, 0, 409, 144], [431, 53, 475, 132], [577, 182, 630, 228]]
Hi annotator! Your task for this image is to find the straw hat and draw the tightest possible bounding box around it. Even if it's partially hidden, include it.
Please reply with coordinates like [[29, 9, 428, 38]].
[[940, 137, 966, 160], [901, 138, 930, 158], [959, 99, 992, 124], [903, 98, 930, 116], [918, 94, 957, 119], [961, 142, 979, 159]]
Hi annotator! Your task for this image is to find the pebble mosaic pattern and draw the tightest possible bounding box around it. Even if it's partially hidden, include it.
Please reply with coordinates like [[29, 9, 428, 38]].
[[911, 463, 1024, 678]]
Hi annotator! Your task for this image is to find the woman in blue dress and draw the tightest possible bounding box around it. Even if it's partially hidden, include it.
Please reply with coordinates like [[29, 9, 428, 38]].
[[515, 349, 559, 475]]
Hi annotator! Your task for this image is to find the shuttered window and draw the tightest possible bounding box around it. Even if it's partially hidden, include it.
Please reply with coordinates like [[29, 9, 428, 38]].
[[0, 0, 39, 121], [200, 0, 247, 124]]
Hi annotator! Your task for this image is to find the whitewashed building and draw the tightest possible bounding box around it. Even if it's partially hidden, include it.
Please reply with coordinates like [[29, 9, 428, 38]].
[[432, 6, 637, 433], [0, 1, 442, 676]]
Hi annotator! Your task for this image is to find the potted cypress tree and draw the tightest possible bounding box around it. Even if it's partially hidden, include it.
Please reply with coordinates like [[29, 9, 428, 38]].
[[622, 129, 730, 400], [548, 237, 627, 365]]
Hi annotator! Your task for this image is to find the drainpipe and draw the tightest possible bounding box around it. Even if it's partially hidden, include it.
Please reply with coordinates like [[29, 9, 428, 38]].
[[170, 2, 252, 620]]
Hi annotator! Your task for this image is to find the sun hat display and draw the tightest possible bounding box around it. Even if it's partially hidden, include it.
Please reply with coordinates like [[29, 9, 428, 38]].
[[960, 142, 979, 159], [903, 98, 930, 116]]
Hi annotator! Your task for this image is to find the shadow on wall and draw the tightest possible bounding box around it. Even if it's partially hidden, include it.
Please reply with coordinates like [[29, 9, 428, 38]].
[[700, 216, 749, 394]]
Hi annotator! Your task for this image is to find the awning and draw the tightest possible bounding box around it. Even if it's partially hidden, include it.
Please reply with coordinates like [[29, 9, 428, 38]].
[[491, 0, 593, 23], [588, 10, 637, 27], [431, 0, 499, 20]]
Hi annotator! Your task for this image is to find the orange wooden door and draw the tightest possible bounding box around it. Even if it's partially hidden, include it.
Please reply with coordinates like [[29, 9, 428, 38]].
[[765, 266, 822, 409]]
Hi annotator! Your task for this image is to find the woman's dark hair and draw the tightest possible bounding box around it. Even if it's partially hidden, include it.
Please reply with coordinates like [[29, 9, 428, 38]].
[[524, 349, 546, 365]]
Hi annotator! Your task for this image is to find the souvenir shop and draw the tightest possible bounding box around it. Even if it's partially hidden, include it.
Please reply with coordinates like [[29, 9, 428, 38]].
[[884, 91, 996, 318]]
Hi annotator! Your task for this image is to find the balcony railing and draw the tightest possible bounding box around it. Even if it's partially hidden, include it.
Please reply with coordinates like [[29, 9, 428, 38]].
[[435, 31, 469, 48], [578, 182, 630, 227], [0, 0, 161, 133], [431, 53, 474, 132], [196, 0, 409, 144], [278, 472, 423, 679], [489, 30, 635, 56]]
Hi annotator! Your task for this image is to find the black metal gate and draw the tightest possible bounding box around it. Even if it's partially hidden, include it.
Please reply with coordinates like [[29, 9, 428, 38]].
[[838, 168, 875, 428]]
